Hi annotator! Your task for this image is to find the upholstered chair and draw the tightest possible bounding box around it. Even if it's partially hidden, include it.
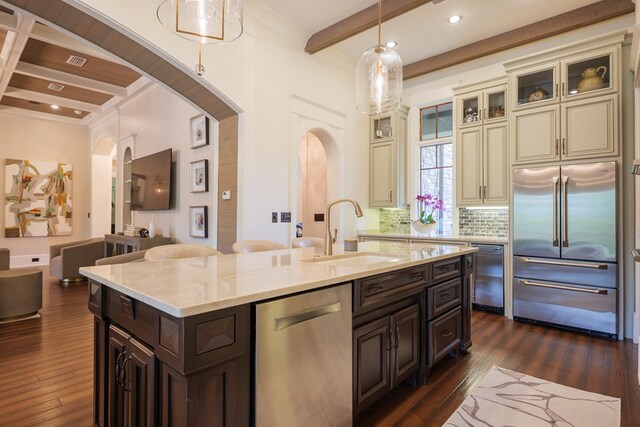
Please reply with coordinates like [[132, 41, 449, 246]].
[[0, 268, 42, 320], [95, 250, 148, 266], [49, 238, 105, 282], [0, 248, 9, 271], [231, 240, 287, 254], [144, 244, 222, 261]]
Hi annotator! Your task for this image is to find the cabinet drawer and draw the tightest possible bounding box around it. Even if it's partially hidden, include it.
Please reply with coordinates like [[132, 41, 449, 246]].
[[428, 307, 462, 366], [427, 278, 461, 320], [431, 258, 462, 283], [355, 267, 427, 313]]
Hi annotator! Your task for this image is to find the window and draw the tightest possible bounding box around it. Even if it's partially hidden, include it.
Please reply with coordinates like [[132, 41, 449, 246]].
[[418, 102, 453, 233]]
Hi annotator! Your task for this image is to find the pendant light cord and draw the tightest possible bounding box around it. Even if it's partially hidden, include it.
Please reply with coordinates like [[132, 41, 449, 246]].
[[377, 0, 382, 48]]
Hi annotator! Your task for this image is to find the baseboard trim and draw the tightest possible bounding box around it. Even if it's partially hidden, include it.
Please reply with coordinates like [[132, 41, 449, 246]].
[[11, 254, 49, 268]]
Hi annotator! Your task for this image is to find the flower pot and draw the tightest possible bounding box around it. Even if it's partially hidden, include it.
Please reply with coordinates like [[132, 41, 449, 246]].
[[412, 220, 437, 234]]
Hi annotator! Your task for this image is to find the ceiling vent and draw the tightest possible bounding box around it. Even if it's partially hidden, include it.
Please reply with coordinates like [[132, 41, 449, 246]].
[[66, 55, 87, 67], [47, 82, 65, 92]]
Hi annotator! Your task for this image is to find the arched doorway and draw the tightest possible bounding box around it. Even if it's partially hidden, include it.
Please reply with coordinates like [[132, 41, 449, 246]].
[[296, 132, 327, 238], [91, 134, 117, 237]]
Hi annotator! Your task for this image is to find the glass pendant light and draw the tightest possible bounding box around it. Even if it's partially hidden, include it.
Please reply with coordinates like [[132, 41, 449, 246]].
[[356, 0, 402, 115], [157, 0, 243, 76]]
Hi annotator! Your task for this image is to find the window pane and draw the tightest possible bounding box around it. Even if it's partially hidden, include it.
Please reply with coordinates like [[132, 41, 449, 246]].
[[420, 145, 437, 169], [437, 103, 453, 138], [419, 142, 453, 234], [421, 106, 436, 140]]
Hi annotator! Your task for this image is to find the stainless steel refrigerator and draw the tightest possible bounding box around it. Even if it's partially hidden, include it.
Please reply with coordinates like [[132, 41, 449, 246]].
[[512, 161, 617, 337]]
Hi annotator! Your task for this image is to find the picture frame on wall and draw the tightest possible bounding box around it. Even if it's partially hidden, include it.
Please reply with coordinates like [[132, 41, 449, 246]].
[[189, 206, 208, 238], [190, 159, 208, 193], [190, 114, 209, 149]]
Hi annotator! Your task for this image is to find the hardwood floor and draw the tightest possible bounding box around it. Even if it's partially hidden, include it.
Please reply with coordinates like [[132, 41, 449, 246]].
[[0, 272, 638, 426]]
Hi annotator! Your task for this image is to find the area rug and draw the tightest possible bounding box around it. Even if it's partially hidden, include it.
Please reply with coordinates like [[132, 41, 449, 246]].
[[443, 366, 620, 427]]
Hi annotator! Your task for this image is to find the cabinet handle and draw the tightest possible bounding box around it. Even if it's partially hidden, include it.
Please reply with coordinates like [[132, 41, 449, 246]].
[[386, 327, 393, 351], [441, 330, 453, 337], [408, 272, 423, 281], [365, 285, 384, 294], [478, 186, 482, 199], [555, 139, 559, 156], [115, 350, 126, 387], [555, 83, 559, 98], [483, 109, 486, 121], [389, 190, 393, 202], [394, 325, 400, 349], [440, 293, 452, 299], [562, 138, 566, 155], [483, 185, 487, 200], [562, 82, 565, 97], [120, 354, 133, 392]]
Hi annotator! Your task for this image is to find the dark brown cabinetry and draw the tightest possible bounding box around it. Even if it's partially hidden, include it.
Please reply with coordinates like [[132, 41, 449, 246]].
[[354, 303, 420, 415], [89, 281, 250, 427]]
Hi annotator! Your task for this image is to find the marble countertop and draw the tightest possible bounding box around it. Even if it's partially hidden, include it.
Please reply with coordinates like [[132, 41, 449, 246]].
[[80, 241, 476, 318], [358, 229, 508, 245]]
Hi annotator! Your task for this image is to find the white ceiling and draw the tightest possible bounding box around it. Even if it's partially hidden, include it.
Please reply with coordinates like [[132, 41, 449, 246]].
[[265, 0, 602, 64]]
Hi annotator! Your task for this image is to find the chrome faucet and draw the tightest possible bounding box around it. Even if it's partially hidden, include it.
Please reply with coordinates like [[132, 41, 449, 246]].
[[324, 199, 363, 256]]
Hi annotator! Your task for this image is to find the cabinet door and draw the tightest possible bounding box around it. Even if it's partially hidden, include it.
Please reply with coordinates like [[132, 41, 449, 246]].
[[456, 89, 483, 128], [512, 104, 560, 165], [510, 62, 558, 110], [483, 86, 507, 123], [456, 127, 483, 206], [369, 141, 395, 207], [483, 122, 508, 205], [108, 326, 129, 427], [127, 338, 156, 427], [371, 114, 394, 142], [391, 304, 420, 386], [353, 317, 391, 413], [560, 47, 617, 102], [561, 94, 617, 160]]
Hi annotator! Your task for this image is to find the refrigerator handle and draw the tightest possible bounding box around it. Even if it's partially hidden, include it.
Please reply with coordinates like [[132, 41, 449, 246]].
[[552, 176, 559, 247], [562, 175, 569, 247]]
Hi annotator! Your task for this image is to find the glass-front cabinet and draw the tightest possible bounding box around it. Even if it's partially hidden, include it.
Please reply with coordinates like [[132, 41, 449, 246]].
[[510, 44, 618, 110], [455, 78, 507, 129]]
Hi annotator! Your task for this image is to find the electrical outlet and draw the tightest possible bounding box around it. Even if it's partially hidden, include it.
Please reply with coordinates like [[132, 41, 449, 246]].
[[31, 257, 39, 263], [272, 212, 278, 223], [281, 212, 291, 223]]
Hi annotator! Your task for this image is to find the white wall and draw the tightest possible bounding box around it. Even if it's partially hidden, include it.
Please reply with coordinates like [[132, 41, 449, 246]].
[[0, 113, 91, 265], [71, 0, 368, 248], [115, 84, 218, 247], [297, 132, 327, 238]]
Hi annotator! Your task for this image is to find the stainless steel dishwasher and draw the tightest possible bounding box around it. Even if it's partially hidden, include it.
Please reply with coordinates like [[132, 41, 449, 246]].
[[470, 244, 504, 313], [255, 283, 352, 427]]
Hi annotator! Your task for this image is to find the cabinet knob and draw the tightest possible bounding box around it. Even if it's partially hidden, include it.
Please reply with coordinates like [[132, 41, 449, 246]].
[[441, 330, 453, 337]]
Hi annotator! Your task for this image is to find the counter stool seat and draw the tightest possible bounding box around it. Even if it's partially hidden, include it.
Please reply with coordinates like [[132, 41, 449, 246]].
[[232, 240, 287, 253], [144, 244, 222, 261]]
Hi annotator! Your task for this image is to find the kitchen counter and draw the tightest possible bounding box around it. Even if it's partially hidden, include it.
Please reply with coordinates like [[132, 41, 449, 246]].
[[80, 240, 476, 318], [358, 229, 508, 245]]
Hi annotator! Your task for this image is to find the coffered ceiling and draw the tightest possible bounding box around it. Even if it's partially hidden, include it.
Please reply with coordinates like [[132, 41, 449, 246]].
[[0, 6, 148, 124]]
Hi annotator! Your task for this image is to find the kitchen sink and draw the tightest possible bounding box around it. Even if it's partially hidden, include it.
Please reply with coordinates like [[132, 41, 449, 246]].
[[299, 252, 401, 264]]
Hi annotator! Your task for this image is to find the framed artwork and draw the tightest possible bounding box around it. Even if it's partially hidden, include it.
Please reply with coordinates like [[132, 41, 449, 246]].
[[190, 114, 209, 149], [5, 159, 73, 237], [190, 159, 208, 193], [189, 206, 208, 238]]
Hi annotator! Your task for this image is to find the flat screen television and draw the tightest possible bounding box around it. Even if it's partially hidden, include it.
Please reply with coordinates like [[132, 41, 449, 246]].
[[130, 149, 173, 211]]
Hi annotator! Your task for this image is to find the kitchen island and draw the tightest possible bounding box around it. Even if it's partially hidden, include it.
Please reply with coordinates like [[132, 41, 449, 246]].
[[81, 241, 476, 426]]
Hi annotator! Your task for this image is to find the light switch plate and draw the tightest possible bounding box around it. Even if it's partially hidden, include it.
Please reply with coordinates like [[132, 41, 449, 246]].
[[272, 212, 278, 223], [281, 212, 291, 223], [222, 190, 231, 200]]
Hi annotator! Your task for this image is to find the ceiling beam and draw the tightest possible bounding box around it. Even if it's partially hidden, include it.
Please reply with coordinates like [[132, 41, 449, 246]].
[[0, 9, 17, 32], [4, 86, 101, 112], [0, 13, 34, 103], [0, 105, 84, 124], [14, 61, 128, 97], [305, 0, 434, 54], [404, 0, 635, 81]]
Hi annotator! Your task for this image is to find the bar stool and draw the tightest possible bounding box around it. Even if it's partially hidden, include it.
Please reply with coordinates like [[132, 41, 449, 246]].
[[231, 240, 286, 253]]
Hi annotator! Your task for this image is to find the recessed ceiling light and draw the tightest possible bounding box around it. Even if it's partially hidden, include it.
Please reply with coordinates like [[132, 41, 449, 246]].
[[74, 110, 82, 115], [447, 15, 462, 24], [385, 41, 397, 48], [51, 105, 60, 110]]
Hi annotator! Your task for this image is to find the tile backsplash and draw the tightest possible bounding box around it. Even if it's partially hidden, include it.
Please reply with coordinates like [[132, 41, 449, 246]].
[[379, 208, 410, 233], [458, 208, 508, 238], [378, 207, 509, 237]]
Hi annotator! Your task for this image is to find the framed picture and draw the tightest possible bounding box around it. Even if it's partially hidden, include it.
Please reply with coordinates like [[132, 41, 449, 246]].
[[189, 206, 208, 238], [190, 159, 208, 193], [190, 114, 209, 149]]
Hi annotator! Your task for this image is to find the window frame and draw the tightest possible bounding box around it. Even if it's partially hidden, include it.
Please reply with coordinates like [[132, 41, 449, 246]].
[[419, 101, 453, 141]]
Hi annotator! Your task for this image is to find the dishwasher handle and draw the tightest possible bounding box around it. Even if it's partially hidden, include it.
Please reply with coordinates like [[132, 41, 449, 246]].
[[274, 301, 342, 331]]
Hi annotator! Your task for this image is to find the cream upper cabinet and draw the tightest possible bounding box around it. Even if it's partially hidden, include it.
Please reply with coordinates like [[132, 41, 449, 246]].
[[506, 32, 622, 165], [369, 106, 408, 208], [454, 77, 509, 207]]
